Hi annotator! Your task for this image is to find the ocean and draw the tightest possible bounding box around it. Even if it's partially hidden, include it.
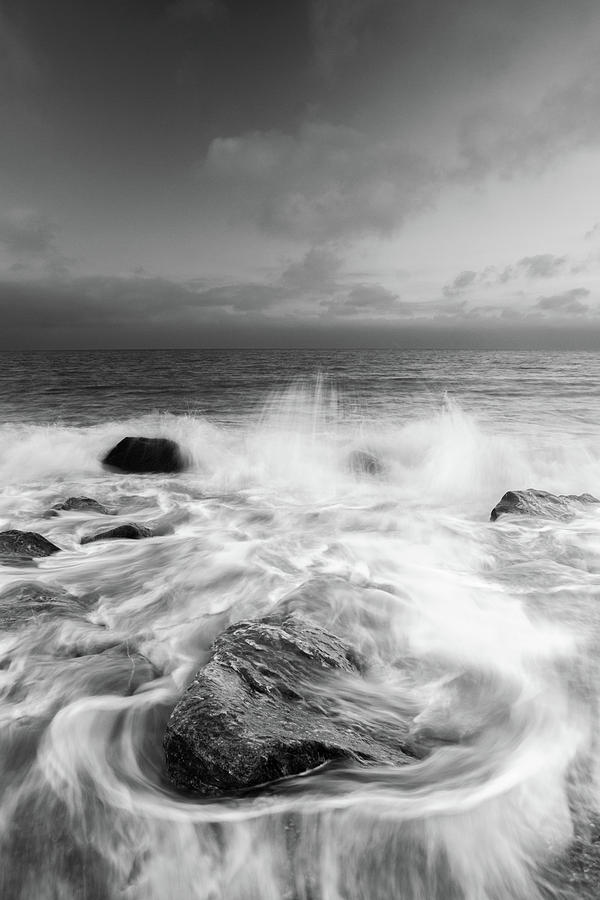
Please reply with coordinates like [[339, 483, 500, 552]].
[[1, 349, 600, 899]]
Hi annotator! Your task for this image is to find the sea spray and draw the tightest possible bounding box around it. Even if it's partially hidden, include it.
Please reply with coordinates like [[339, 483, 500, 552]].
[[0, 357, 599, 897]]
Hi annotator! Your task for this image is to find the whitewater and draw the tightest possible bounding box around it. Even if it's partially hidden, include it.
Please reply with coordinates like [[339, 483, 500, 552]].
[[1, 349, 600, 899]]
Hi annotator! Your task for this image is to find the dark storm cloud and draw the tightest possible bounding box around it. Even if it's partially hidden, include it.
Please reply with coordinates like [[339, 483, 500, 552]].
[[3, 269, 600, 350], [3, 0, 600, 349], [194, 1, 600, 243], [0, 273, 283, 343], [201, 50, 600, 242]]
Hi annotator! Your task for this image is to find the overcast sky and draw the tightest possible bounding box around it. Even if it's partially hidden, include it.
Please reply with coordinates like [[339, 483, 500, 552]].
[[2, 0, 600, 348]]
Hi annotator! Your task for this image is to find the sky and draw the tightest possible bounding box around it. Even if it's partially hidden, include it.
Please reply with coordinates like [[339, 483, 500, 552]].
[[2, 0, 600, 348]]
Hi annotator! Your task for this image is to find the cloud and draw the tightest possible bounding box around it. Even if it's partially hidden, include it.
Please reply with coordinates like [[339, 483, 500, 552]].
[[197, 40, 600, 245], [279, 248, 412, 318], [443, 270, 479, 297], [280, 247, 341, 292], [0, 209, 58, 256], [326, 283, 400, 317], [1, 267, 599, 350], [455, 56, 600, 182], [585, 222, 600, 241], [189, 282, 282, 311], [0, 274, 281, 349], [515, 254, 567, 278], [443, 253, 569, 298], [0, 272, 285, 343], [201, 122, 437, 240], [534, 287, 591, 315]]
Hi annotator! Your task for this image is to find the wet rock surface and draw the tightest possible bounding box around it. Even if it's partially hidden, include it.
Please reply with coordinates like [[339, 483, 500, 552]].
[[102, 436, 186, 473], [347, 449, 384, 476], [46, 497, 116, 517], [81, 523, 154, 544], [0, 581, 83, 630], [0, 530, 61, 562], [164, 613, 425, 796], [490, 489, 599, 521]]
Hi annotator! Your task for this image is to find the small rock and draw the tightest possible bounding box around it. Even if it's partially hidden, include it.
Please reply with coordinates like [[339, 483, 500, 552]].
[[102, 437, 186, 474], [490, 489, 599, 522], [46, 497, 115, 517], [347, 450, 384, 476], [81, 523, 153, 545], [0, 581, 83, 629], [0, 530, 61, 562]]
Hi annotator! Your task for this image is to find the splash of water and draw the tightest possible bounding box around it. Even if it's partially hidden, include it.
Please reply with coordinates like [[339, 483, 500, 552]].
[[0, 377, 599, 898]]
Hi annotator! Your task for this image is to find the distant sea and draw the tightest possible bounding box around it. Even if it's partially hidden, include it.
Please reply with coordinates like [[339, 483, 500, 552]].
[[1, 348, 600, 899]]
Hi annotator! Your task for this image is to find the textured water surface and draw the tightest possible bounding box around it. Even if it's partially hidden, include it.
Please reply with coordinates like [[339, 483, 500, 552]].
[[1, 349, 600, 899]]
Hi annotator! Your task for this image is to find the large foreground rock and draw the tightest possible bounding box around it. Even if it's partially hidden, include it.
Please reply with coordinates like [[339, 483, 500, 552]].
[[102, 437, 186, 474], [0, 530, 61, 562], [164, 614, 423, 796], [490, 489, 599, 521]]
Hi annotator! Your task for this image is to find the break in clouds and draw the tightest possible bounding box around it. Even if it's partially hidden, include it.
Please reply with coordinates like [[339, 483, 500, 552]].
[[2, 0, 600, 347]]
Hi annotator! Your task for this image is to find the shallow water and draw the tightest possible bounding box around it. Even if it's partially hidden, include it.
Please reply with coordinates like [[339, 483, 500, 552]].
[[1, 350, 600, 899]]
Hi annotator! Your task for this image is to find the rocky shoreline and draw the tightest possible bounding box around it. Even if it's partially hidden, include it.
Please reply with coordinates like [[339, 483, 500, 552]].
[[1, 433, 599, 895]]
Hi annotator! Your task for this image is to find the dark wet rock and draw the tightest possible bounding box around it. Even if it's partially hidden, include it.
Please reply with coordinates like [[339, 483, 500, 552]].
[[0, 530, 61, 562], [490, 489, 599, 522], [46, 496, 116, 517], [347, 449, 384, 476], [164, 613, 424, 796], [0, 581, 83, 630], [81, 523, 153, 544], [102, 436, 186, 474]]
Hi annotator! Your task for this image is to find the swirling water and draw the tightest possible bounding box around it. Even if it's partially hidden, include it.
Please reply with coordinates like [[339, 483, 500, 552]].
[[1, 349, 600, 899]]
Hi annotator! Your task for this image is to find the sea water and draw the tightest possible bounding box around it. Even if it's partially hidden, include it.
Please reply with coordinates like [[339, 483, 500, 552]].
[[0, 349, 599, 899]]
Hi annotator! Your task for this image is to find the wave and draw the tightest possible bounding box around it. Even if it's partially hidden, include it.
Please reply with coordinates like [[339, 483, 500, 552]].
[[1, 379, 600, 898], [1, 384, 599, 510]]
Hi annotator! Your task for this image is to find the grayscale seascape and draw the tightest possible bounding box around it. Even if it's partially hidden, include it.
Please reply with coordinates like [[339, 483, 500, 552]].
[[1, 349, 600, 898], [3, 0, 600, 895]]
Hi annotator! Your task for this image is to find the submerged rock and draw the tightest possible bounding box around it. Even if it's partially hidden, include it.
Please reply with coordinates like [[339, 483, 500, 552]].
[[81, 523, 153, 545], [102, 436, 186, 474], [46, 497, 115, 517], [164, 613, 422, 796], [347, 449, 384, 476], [0, 581, 83, 630], [490, 489, 599, 522], [0, 530, 61, 562]]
